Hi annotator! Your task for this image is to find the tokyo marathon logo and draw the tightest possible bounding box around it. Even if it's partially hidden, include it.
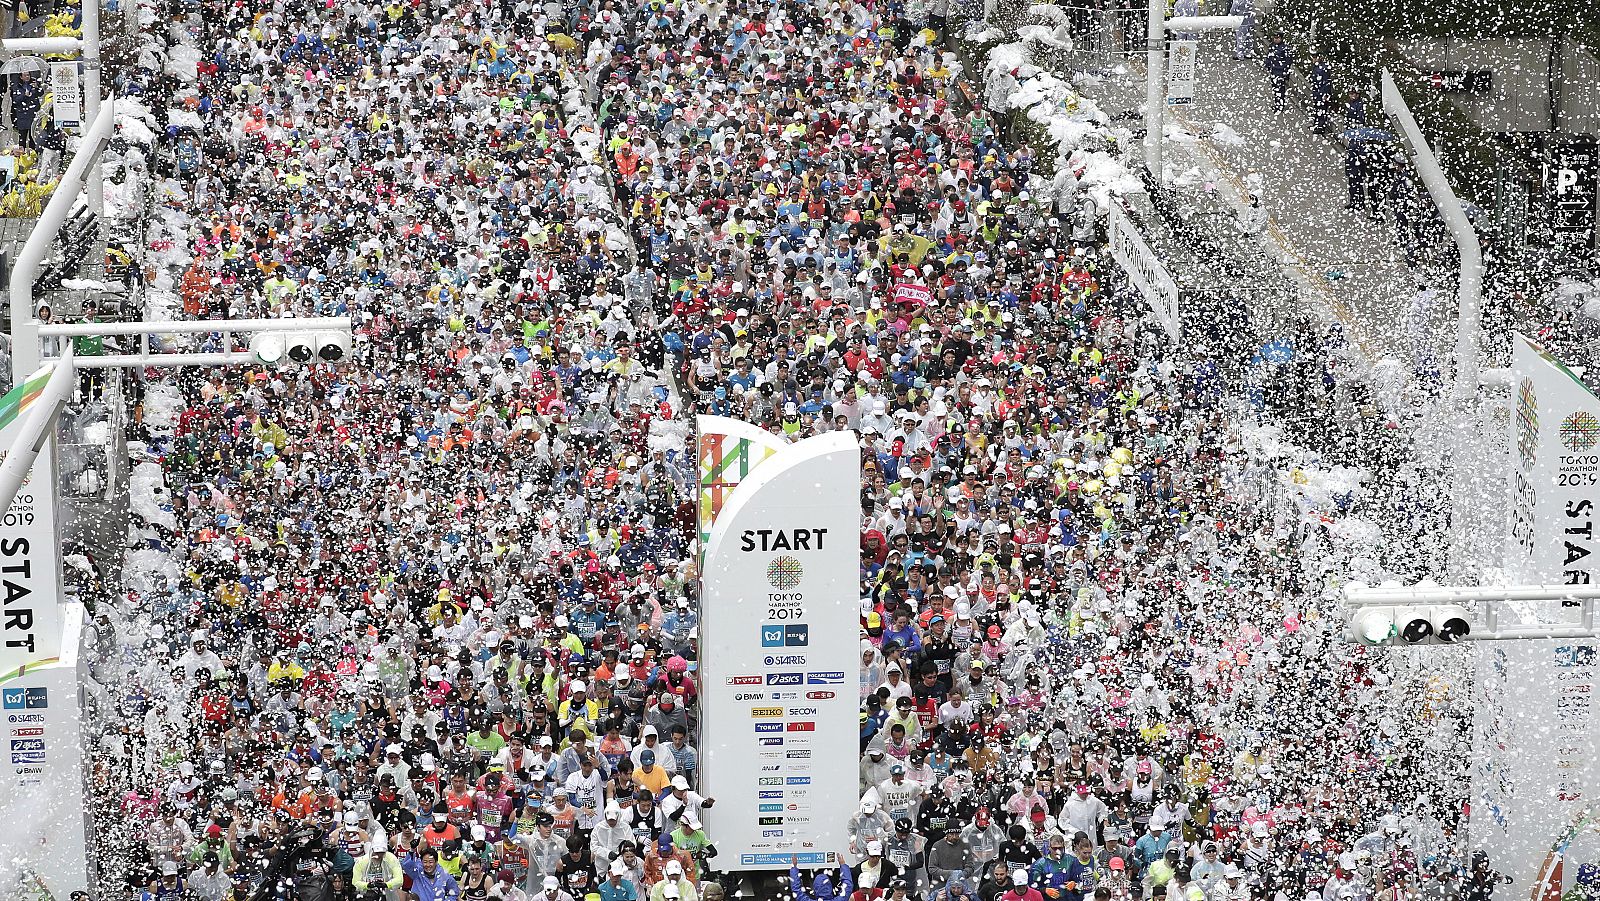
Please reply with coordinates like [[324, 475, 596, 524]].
[[767, 556, 803, 590], [1516, 377, 1539, 468], [1560, 410, 1600, 451]]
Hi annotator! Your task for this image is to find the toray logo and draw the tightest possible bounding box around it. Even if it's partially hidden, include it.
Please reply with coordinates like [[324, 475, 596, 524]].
[[761, 624, 809, 647], [754, 723, 782, 734]]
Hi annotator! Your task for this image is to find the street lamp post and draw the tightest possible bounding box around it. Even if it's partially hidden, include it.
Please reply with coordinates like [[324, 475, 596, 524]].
[[1142, 12, 1244, 179]]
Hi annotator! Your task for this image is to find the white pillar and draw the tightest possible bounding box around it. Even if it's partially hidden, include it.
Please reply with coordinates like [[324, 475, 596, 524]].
[[1380, 70, 1483, 406], [9, 100, 115, 386], [82, 0, 101, 219], [1144, 0, 1164, 179]]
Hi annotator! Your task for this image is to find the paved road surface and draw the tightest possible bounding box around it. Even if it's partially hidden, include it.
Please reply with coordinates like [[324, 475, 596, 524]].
[[1077, 37, 1426, 368]]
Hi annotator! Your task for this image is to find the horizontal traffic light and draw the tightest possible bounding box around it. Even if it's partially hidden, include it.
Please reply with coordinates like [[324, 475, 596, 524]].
[[1345, 601, 1471, 645], [251, 329, 350, 366]]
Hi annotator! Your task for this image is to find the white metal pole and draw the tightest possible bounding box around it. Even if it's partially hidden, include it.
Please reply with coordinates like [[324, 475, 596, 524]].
[[0, 349, 74, 514], [1345, 584, 1600, 606], [1165, 14, 1243, 30], [81, 0, 100, 219], [9, 100, 114, 386], [0, 37, 83, 54], [37, 315, 354, 337], [1144, 0, 1164, 179], [1380, 70, 1484, 406]]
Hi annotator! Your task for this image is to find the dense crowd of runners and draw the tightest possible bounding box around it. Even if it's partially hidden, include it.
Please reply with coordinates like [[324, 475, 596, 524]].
[[81, 0, 1498, 899]]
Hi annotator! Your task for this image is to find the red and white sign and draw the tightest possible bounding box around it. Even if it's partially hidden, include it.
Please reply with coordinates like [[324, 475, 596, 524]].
[[891, 283, 931, 308]]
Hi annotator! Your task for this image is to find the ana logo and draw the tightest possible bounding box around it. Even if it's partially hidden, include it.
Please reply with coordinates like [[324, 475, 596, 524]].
[[766, 672, 802, 686], [750, 707, 784, 717], [806, 691, 836, 700], [761, 764, 781, 771], [764, 655, 807, 666], [1562, 410, 1600, 451], [726, 675, 763, 685], [766, 555, 804, 589], [761, 625, 786, 647], [754, 723, 783, 733], [734, 693, 765, 701], [758, 737, 784, 746], [758, 790, 785, 799], [758, 804, 785, 813], [759, 777, 784, 785], [786, 721, 815, 732], [806, 671, 845, 684], [787, 776, 812, 785]]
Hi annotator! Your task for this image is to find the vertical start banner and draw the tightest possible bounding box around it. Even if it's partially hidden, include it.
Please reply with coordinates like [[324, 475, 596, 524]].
[[697, 420, 859, 871], [1503, 333, 1600, 585], [0, 367, 64, 682], [1473, 334, 1600, 901]]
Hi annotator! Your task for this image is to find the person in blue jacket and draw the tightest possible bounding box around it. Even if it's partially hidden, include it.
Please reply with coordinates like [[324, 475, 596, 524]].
[[790, 854, 855, 901], [1033, 833, 1095, 901], [401, 847, 461, 901]]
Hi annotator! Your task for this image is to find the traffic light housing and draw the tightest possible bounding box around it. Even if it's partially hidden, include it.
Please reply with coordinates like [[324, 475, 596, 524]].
[[251, 329, 350, 367], [1344, 594, 1473, 646]]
